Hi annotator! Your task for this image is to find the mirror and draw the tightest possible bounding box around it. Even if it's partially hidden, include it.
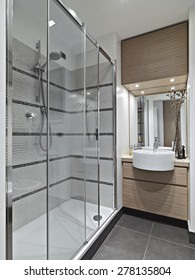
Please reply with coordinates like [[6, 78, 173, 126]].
[[136, 93, 187, 149]]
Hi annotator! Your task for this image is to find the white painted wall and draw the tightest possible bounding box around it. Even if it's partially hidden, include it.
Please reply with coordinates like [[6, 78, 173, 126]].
[[189, 5, 195, 233], [77, 33, 118, 68], [98, 33, 117, 60], [0, 0, 6, 260], [116, 35, 129, 209], [187, 80, 190, 157]]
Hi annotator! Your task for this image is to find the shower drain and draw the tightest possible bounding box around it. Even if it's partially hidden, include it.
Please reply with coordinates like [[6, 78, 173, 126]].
[[93, 215, 102, 221]]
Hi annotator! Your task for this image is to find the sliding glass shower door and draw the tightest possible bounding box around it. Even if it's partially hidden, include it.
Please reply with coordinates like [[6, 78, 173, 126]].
[[48, 0, 87, 259], [10, 0, 115, 260]]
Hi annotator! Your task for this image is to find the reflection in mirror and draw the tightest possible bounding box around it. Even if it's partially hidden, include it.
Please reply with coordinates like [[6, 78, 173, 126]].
[[137, 96, 145, 146], [136, 93, 187, 151]]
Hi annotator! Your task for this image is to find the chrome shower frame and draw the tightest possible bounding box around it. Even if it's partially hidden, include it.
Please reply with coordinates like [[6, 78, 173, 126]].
[[6, 0, 13, 260], [6, 0, 117, 260]]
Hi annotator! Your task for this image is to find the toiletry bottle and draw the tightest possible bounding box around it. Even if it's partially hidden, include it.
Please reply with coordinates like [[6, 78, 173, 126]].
[[181, 145, 186, 159], [129, 145, 133, 155]]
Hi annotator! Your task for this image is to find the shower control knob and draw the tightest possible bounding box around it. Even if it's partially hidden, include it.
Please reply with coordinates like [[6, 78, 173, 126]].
[[25, 112, 37, 119]]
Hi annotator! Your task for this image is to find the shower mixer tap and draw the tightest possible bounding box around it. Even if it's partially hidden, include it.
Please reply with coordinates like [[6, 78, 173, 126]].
[[25, 112, 37, 119]]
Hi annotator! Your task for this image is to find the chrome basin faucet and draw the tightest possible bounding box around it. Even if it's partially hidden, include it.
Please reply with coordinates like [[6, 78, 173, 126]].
[[153, 137, 159, 152]]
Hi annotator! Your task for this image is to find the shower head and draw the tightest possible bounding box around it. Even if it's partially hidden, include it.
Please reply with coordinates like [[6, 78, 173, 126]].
[[50, 51, 61, 61], [50, 51, 66, 61], [34, 51, 66, 71]]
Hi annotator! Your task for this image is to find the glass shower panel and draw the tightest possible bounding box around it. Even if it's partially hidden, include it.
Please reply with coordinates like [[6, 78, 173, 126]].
[[99, 52, 115, 225], [85, 37, 99, 239], [12, 0, 48, 259], [9, 0, 116, 260], [48, 0, 85, 259]]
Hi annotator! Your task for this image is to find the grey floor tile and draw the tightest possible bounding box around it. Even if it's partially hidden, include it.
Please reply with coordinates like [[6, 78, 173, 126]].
[[117, 214, 153, 235], [151, 222, 195, 248], [93, 226, 149, 260], [145, 237, 195, 260]]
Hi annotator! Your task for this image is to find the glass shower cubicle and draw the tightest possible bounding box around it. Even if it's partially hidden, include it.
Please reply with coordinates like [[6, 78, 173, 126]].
[[6, 0, 116, 259]]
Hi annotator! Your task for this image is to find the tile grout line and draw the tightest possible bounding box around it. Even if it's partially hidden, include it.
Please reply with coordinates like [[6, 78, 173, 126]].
[[117, 222, 195, 252], [150, 235, 195, 251], [115, 224, 151, 238], [95, 221, 152, 259], [143, 221, 154, 260]]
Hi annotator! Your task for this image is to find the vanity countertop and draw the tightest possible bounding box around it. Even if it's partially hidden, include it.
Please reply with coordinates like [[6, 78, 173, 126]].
[[121, 155, 190, 168]]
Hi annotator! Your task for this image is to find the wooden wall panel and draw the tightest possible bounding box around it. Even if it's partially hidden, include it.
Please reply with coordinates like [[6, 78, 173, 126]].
[[121, 22, 188, 85]]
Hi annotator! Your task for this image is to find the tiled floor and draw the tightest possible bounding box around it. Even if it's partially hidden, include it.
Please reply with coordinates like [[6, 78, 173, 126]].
[[93, 214, 195, 260]]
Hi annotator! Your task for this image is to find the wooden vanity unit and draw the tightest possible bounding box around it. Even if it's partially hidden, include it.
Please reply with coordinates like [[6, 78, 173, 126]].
[[122, 156, 189, 220]]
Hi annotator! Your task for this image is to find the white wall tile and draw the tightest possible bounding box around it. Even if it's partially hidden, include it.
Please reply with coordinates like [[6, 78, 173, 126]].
[[71, 113, 84, 133], [86, 182, 98, 205], [49, 85, 66, 110], [86, 162, 98, 181], [13, 163, 46, 199], [71, 136, 84, 156], [100, 86, 113, 109], [100, 160, 113, 183], [99, 136, 113, 158], [71, 158, 85, 178], [49, 158, 71, 184], [49, 136, 71, 158], [13, 189, 47, 230], [13, 71, 43, 105], [49, 180, 71, 210], [13, 136, 46, 166], [100, 184, 114, 209], [13, 103, 44, 133], [100, 111, 113, 133], [71, 179, 85, 200]]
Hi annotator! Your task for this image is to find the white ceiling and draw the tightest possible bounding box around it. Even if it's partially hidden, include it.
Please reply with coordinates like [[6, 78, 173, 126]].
[[65, 0, 195, 40]]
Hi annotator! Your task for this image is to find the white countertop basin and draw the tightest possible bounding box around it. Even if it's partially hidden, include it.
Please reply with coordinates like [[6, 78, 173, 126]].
[[133, 148, 175, 171]]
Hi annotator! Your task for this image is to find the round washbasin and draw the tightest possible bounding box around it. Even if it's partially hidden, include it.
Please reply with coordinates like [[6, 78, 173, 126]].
[[133, 149, 175, 171]]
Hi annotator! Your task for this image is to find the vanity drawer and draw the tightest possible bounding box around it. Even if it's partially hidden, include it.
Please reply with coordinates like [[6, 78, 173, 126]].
[[123, 179, 187, 220], [123, 162, 187, 187]]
